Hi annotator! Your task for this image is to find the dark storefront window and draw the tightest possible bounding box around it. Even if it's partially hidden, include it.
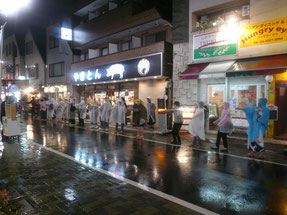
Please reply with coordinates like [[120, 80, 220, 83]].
[[49, 62, 64, 77]]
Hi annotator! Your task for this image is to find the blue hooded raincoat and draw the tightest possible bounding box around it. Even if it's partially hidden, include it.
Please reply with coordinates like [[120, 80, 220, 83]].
[[243, 98, 270, 142]]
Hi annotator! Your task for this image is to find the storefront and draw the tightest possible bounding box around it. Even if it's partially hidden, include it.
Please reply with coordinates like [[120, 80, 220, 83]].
[[180, 55, 287, 135], [43, 85, 70, 100], [71, 52, 169, 108]]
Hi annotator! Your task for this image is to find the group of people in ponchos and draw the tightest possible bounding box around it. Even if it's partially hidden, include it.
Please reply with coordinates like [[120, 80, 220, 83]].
[[28, 96, 157, 137], [186, 98, 269, 159]]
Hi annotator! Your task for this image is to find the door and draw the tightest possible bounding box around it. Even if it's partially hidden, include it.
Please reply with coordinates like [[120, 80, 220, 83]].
[[208, 85, 225, 133], [275, 82, 287, 139]]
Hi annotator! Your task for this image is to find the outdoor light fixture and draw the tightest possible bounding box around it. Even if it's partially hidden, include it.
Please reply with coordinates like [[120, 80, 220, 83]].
[[61, 27, 72, 41]]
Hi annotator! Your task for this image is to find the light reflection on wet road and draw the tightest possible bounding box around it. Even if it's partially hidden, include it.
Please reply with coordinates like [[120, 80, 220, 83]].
[[22, 120, 287, 215]]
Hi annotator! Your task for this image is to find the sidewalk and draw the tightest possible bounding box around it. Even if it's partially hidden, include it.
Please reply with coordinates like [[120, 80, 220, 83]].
[[0, 139, 199, 215]]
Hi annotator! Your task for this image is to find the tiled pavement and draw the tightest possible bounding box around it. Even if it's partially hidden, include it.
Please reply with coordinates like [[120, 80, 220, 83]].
[[0, 140, 200, 215]]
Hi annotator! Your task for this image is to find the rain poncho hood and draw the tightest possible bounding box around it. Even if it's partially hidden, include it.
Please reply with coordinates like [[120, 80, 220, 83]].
[[243, 98, 270, 142]]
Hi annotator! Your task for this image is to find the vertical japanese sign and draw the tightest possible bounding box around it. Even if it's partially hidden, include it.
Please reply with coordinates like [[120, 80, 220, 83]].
[[193, 28, 238, 60], [240, 17, 287, 47]]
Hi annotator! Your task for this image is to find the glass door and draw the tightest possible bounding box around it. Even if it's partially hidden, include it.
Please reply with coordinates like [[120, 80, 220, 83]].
[[208, 85, 225, 133]]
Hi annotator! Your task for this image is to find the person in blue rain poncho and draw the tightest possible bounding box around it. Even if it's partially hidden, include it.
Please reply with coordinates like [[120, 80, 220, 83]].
[[243, 98, 270, 159]]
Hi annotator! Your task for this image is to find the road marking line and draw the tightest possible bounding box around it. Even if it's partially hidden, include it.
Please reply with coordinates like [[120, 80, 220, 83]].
[[27, 121, 287, 167], [28, 140, 218, 215]]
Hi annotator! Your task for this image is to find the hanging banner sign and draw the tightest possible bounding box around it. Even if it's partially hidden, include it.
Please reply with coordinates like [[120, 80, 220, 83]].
[[240, 17, 287, 47], [193, 28, 238, 60]]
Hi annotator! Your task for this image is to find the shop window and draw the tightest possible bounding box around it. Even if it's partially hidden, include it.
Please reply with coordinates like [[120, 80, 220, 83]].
[[196, 3, 250, 30], [229, 85, 266, 110], [49, 62, 64, 77], [121, 41, 131, 51], [49, 35, 59, 49], [101, 47, 108, 56], [25, 41, 33, 55]]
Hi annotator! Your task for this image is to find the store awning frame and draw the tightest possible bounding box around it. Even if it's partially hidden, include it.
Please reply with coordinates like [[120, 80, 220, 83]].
[[179, 54, 287, 80]]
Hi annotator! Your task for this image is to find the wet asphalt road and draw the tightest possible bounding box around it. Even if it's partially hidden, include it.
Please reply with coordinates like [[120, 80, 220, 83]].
[[21, 120, 287, 215]]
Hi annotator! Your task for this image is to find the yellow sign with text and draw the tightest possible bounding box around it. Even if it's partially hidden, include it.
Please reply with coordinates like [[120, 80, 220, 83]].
[[240, 17, 287, 47]]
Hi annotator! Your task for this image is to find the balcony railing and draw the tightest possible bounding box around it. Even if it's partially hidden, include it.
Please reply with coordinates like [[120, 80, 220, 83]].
[[71, 41, 169, 72]]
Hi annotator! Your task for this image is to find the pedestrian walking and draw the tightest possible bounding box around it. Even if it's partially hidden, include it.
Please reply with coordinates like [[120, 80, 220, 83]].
[[133, 99, 147, 140], [76, 97, 86, 126], [40, 99, 47, 119], [47, 98, 56, 120], [99, 97, 112, 131], [89, 100, 100, 128], [188, 101, 205, 149], [56, 99, 64, 122], [69, 102, 76, 125], [62, 99, 70, 124], [29, 97, 36, 119], [112, 98, 127, 133], [212, 102, 233, 152], [203, 104, 209, 132], [165, 101, 183, 144], [146, 96, 156, 129], [242, 98, 270, 159]]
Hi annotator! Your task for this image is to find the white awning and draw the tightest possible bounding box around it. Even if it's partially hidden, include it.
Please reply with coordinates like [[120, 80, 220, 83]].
[[199, 60, 235, 79]]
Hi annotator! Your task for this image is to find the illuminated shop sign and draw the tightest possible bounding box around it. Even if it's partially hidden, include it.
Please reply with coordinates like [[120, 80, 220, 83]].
[[72, 53, 162, 84], [193, 26, 238, 60]]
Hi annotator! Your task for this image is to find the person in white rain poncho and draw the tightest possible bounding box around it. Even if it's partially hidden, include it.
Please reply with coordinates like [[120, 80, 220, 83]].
[[76, 97, 86, 126], [112, 98, 127, 133], [47, 98, 56, 120], [62, 99, 70, 124], [56, 99, 65, 122], [88, 100, 100, 128], [99, 97, 112, 131], [188, 101, 206, 149]]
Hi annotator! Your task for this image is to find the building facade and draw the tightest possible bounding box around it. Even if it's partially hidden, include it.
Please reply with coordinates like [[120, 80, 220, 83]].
[[24, 28, 46, 94], [173, 0, 287, 138], [44, 23, 73, 100], [70, 0, 173, 125]]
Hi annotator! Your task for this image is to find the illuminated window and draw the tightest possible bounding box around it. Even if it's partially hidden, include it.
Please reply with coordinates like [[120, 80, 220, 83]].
[[196, 3, 250, 30]]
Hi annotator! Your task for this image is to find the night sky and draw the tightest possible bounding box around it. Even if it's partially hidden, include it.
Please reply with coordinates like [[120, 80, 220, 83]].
[[2, 0, 78, 37]]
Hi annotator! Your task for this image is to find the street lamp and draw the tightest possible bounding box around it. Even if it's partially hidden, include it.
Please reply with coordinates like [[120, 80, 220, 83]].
[[0, 0, 31, 95]]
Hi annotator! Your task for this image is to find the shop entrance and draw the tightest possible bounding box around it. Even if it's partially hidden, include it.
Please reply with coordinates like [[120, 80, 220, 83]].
[[275, 82, 287, 139], [208, 85, 225, 133]]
